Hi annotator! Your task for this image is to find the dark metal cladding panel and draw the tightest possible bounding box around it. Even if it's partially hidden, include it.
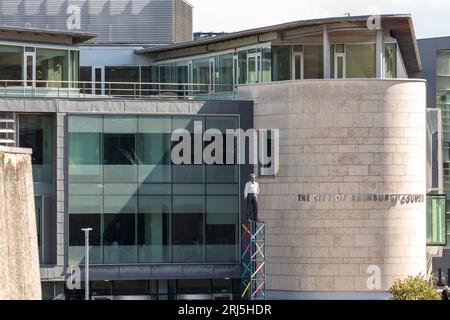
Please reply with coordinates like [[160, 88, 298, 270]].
[[0, 0, 192, 44]]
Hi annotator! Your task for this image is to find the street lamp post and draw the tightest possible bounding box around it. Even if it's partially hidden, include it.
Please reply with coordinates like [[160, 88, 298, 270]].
[[81, 227, 92, 301]]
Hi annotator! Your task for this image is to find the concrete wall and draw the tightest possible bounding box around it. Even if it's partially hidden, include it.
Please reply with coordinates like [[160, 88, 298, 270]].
[[238, 79, 427, 299], [0, 146, 41, 300]]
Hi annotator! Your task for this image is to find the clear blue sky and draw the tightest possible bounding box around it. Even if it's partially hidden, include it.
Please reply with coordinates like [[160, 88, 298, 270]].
[[187, 0, 449, 39]]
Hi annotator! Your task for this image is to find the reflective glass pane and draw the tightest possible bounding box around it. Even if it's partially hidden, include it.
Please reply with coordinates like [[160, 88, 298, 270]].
[[193, 58, 209, 93], [36, 48, 68, 87], [427, 195, 447, 246], [103, 214, 137, 263], [304, 45, 323, 79], [0, 45, 23, 85], [272, 46, 291, 81], [104, 195, 137, 213], [295, 55, 302, 80], [172, 196, 204, 262], [138, 183, 171, 195], [346, 44, 375, 78], [247, 56, 257, 84], [238, 51, 247, 84], [19, 114, 54, 182], [68, 214, 102, 264], [69, 195, 102, 214], [216, 53, 233, 92], [385, 43, 397, 78]]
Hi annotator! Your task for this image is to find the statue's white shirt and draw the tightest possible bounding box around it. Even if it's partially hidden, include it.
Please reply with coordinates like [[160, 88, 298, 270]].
[[244, 181, 260, 199]]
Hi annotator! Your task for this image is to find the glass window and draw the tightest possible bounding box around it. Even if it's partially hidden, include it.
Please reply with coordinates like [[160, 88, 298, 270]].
[[19, 114, 54, 183], [140, 66, 155, 96], [67, 114, 240, 265], [103, 116, 137, 165], [0, 45, 23, 86], [137, 117, 171, 165], [103, 214, 137, 263], [261, 47, 272, 83], [68, 214, 102, 265], [103, 134, 136, 165], [104, 195, 137, 214], [70, 50, 79, 85], [215, 53, 233, 92], [304, 45, 323, 79], [385, 43, 397, 78], [437, 50, 450, 76], [105, 66, 139, 96], [36, 48, 68, 87], [172, 196, 205, 262], [35, 196, 43, 263], [335, 44, 345, 53], [206, 196, 238, 262], [193, 58, 209, 93], [69, 214, 101, 246], [103, 214, 136, 246], [138, 211, 170, 262], [346, 44, 375, 78], [427, 195, 446, 246], [272, 46, 291, 81], [238, 51, 247, 84], [68, 116, 102, 183], [69, 195, 103, 214], [293, 45, 303, 53], [79, 66, 92, 94]]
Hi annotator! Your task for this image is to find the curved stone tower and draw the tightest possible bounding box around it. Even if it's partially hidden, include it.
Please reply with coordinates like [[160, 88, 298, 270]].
[[0, 146, 41, 300], [238, 79, 427, 299]]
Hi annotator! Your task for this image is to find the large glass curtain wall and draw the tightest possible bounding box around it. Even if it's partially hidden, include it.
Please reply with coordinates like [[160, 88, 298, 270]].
[[68, 115, 239, 265], [153, 46, 272, 94]]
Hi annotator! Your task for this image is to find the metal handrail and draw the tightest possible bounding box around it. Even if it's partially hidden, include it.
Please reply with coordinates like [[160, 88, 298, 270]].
[[0, 79, 237, 100]]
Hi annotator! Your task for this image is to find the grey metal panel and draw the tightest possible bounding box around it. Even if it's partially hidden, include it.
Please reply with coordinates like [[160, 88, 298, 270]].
[[0, 0, 192, 44], [415, 37, 450, 108], [77, 264, 240, 281]]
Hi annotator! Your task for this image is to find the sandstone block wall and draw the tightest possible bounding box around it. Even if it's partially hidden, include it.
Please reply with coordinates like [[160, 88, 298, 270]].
[[0, 146, 41, 300], [238, 79, 427, 296]]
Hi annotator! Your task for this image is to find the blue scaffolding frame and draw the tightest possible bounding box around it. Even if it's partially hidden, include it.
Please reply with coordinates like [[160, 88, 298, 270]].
[[241, 221, 266, 300]]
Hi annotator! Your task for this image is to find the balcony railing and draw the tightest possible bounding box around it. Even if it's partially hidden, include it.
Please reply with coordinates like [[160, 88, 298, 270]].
[[0, 80, 237, 100]]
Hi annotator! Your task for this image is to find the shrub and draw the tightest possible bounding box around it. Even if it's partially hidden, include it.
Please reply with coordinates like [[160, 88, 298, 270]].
[[389, 274, 441, 300]]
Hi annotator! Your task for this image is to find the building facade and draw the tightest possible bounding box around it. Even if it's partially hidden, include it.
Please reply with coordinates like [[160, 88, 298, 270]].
[[415, 36, 450, 285], [0, 13, 444, 299]]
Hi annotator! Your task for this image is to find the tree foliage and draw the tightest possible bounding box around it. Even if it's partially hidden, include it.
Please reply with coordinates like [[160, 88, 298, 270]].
[[389, 274, 441, 300]]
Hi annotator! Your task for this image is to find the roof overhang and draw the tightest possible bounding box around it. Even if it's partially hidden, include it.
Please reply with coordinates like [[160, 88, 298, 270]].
[[0, 25, 97, 44], [136, 14, 421, 75]]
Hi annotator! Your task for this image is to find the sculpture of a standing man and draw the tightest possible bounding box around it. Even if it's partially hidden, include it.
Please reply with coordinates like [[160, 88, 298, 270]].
[[244, 173, 260, 222]]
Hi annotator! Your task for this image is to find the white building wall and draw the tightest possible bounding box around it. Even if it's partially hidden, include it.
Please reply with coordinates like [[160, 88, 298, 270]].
[[79, 46, 153, 67]]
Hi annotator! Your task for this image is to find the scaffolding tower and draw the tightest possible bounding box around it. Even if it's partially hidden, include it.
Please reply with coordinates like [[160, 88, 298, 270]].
[[241, 221, 266, 300]]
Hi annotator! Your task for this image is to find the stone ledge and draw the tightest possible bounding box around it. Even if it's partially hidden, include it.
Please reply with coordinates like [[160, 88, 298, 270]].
[[0, 145, 32, 154]]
